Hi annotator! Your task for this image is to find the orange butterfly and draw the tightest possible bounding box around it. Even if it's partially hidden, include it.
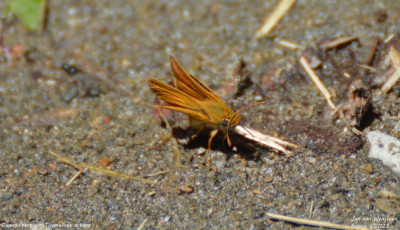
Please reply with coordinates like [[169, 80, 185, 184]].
[[148, 56, 242, 151]]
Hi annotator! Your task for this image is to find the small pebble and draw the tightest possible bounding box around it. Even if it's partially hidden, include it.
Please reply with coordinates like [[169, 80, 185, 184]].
[[264, 175, 274, 183]]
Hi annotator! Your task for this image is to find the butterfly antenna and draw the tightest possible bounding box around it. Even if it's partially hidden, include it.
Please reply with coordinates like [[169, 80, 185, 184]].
[[235, 101, 265, 114]]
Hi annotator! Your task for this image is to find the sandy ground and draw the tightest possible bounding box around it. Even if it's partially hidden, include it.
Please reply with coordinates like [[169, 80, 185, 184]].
[[0, 0, 399, 229]]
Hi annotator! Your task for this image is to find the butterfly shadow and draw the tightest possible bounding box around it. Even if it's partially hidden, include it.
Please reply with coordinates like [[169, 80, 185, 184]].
[[172, 127, 265, 161]]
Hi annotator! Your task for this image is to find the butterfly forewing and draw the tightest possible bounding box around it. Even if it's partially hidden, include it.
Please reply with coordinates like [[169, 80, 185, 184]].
[[148, 79, 211, 122], [170, 56, 222, 103]]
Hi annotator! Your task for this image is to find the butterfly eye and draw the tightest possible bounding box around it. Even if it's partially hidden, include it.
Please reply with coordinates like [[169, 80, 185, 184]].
[[221, 119, 229, 127]]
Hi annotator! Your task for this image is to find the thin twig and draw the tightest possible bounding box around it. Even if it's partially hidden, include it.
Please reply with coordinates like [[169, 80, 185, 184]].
[[234, 126, 298, 156], [389, 46, 400, 66], [142, 170, 170, 178], [342, 71, 351, 78], [380, 47, 400, 94], [383, 33, 395, 44], [257, 212, 369, 230], [255, 0, 296, 39], [48, 150, 83, 170], [137, 218, 148, 230], [48, 150, 155, 184], [319, 36, 358, 49], [395, 120, 400, 130], [357, 64, 377, 72], [339, 110, 363, 136], [66, 167, 86, 186], [330, 103, 343, 116], [276, 39, 301, 49], [300, 56, 336, 110]]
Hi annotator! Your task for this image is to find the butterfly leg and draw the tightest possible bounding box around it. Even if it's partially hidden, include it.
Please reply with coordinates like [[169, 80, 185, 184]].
[[204, 129, 218, 162], [189, 117, 209, 143], [222, 130, 232, 147], [190, 128, 203, 141]]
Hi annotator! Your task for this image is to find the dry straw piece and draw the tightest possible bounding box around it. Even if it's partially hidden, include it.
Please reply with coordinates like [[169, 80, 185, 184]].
[[255, 0, 296, 39], [299, 56, 336, 110], [318, 35, 358, 49], [276, 39, 301, 49], [380, 47, 400, 94], [258, 212, 369, 230], [137, 218, 148, 230], [48, 150, 155, 184]]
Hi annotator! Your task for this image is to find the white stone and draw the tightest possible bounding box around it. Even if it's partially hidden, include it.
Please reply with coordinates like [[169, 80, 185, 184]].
[[367, 131, 400, 174]]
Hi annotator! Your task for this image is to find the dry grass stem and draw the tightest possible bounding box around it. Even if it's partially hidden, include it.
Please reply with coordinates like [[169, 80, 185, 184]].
[[234, 126, 298, 156], [309, 201, 314, 218], [343, 72, 351, 78], [384, 33, 395, 44], [357, 64, 377, 72], [389, 46, 400, 66], [276, 39, 300, 49], [319, 36, 358, 49], [137, 218, 148, 230], [142, 170, 170, 178], [66, 167, 86, 186], [48, 150, 82, 169], [259, 212, 369, 230], [339, 110, 363, 136], [254, 0, 296, 39], [48, 150, 155, 184], [395, 120, 400, 130], [380, 47, 400, 94], [300, 56, 336, 110]]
